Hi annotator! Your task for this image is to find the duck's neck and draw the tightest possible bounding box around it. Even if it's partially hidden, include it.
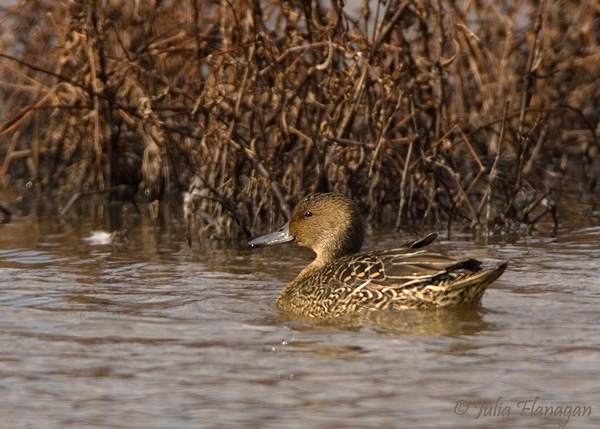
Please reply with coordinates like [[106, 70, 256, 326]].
[[300, 242, 354, 275], [296, 255, 327, 280]]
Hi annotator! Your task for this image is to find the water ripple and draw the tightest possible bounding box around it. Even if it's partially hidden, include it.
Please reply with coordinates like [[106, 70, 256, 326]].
[[0, 204, 599, 428]]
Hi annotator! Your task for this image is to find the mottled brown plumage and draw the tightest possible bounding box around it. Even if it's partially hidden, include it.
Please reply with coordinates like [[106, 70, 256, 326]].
[[249, 193, 506, 319]]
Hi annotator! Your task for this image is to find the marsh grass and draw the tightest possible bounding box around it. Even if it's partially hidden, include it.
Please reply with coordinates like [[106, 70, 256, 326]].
[[0, 0, 598, 239]]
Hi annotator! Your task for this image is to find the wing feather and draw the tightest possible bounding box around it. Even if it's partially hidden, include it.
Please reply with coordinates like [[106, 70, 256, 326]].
[[326, 247, 480, 291]]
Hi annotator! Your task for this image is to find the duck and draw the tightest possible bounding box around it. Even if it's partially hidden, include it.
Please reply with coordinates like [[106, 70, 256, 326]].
[[248, 193, 507, 319]]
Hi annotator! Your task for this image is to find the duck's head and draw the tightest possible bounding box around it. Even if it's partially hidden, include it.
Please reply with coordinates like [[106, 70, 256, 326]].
[[248, 193, 365, 266]]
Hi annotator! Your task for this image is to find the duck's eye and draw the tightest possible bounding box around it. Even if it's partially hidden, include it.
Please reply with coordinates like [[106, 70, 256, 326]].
[[304, 211, 313, 218]]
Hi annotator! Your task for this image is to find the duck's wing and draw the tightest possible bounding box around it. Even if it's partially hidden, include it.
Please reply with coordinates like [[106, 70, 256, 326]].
[[329, 247, 482, 289], [317, 248, 502, 313]]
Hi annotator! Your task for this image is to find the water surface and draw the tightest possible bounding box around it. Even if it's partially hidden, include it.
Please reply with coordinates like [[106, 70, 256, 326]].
[[0, 201, 599, 428]]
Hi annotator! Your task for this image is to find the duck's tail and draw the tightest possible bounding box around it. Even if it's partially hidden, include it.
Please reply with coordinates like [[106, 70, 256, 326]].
[[431, 262, 508, 307]]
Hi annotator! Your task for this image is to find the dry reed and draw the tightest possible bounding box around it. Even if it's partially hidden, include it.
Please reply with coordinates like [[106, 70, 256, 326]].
[[0, 0, 599, 240]]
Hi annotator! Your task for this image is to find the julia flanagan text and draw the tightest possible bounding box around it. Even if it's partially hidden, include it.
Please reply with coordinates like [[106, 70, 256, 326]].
[[454, 396, 591, 426]]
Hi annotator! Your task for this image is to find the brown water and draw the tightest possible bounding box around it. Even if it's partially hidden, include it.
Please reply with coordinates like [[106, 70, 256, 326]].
[[0, 201, 599, 428]]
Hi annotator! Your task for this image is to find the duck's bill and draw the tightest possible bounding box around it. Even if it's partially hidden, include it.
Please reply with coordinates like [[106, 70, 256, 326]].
[[248, 222, 295, 247]]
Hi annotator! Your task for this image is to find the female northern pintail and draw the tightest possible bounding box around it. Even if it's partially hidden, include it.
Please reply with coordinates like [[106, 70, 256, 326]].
[[249, 193, 506, 318]]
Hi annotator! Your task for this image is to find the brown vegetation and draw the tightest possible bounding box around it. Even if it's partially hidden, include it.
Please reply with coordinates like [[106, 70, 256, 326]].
[[0, 0, 599, 239]]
